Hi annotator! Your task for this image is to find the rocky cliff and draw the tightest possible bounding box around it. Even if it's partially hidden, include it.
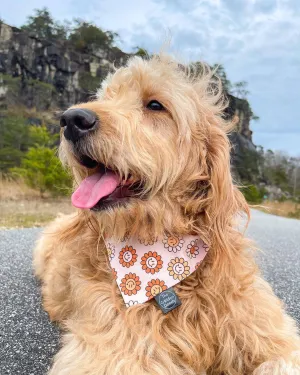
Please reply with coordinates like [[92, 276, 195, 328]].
[[0, 22, 128, 110], [0, 22, 256, 178], [224, 94, 258, 180]]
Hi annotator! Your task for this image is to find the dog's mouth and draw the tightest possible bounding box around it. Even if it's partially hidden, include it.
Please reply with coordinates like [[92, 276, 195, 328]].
[[71, 155, 143, 211]]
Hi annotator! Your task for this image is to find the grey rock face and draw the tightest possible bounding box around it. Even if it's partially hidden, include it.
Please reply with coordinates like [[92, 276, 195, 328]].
[[0, 23, 128, 110], [0, 22, 256, 174]]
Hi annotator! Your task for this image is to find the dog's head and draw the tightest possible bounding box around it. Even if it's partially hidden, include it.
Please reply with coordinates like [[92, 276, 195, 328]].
[[60, 55, 247, 240]]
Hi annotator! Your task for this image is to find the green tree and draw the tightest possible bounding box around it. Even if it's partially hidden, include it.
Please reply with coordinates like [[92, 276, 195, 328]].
[[28, 125, 52, 146], [11, 146, 71, 196], [234, 148, 262, 184], [263, 150, 290, 191], [0, 112, 58, 172], [7, 121, 72, 196], [21, 7, 69, 41], [69, 20, 118, 53], [240, 185, 265, 203], [134, 47, 148, 58], [0, 114, 30, 171], [0, 148, 25, 172]]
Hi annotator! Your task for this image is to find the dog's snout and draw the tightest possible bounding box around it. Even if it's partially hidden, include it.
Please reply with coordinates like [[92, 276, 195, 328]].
[[60, 108, 98, 143]]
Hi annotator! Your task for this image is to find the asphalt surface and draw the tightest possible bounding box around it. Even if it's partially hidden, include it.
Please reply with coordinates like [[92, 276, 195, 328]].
[[0, 209, 299, 375]]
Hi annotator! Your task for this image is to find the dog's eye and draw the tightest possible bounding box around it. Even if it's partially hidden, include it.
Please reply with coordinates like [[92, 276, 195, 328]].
[[146, 100, 165, 111]]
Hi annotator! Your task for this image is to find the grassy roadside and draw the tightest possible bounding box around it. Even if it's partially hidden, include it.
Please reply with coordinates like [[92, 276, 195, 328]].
[[0, 178, 73, 228], [0, 179, 299, 228], [253, 200, 300, 220], [0, 198, 73, 228]]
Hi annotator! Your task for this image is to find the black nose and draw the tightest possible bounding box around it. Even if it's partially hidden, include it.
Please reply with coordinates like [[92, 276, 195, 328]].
[[60, 108, 98, 143]]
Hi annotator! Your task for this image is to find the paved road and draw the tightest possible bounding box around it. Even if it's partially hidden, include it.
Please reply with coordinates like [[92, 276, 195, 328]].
[[0, 210, 299, 375]]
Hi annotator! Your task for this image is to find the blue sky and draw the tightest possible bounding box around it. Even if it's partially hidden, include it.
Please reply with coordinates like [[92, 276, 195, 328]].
[[2, 0, 300, 155]]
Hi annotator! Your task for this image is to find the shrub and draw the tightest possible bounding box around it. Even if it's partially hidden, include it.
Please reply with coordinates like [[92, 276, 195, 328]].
[[0, 147, 25, 171], [240, 185, 265, 204], [28, 125, 52, 146], [11, 146, 71, 196], [0, 114, 30, 171]]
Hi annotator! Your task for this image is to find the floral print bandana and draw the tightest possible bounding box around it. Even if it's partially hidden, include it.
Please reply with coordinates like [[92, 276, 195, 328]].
[[105, 234, 209, 307]]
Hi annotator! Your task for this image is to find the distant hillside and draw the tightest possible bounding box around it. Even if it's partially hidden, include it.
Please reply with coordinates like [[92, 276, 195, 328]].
[[0, 22, 258, 172], [0, 22, 128, 110]]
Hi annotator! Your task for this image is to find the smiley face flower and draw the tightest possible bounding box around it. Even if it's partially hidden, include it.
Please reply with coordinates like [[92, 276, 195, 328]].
[[163, 235, 184, 253], [120, 273, 141, 296], [141, 251, 163, 274], [167, 257, 190, 281], [145, 279, 167, 299], [119, 245, 137, 268]]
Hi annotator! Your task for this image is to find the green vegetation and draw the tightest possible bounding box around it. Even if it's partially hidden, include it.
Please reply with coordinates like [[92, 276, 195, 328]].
[[21, 8, 69, 41], [134, 47, 148, 58], [234, 148, 262, 184], [11, 146, 71, 196], [69, 20, 118, 53], [0, 113, 33, 170], [240, 185, 266, 204], [236, 147, 300, 203], [1, 73, 55, 110], [0, 111, 71, 196], [260, 150, 300, 199], [1, 8, 125, 197], [79, 72, 100, 93], [20, 7, 118, 53]]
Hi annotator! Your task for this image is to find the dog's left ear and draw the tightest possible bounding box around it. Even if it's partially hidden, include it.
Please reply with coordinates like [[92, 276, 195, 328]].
[[186, 65, 249, 255], [204, 121, 249, 252]]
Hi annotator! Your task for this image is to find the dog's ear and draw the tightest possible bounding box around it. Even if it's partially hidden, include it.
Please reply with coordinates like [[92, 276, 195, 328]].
[[204, 122, 249, 257], [187, 64, 249, 256]]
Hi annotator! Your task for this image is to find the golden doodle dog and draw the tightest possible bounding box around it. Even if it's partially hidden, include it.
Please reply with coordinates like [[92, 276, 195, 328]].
[[34, 54, 300, 374]]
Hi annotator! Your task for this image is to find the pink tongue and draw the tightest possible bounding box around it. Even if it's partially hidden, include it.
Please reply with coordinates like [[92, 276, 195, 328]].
[[71, 171, 120, 209]]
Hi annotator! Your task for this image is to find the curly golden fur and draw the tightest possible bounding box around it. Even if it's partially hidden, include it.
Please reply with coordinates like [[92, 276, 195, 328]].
[[34, 54, 300, 374]]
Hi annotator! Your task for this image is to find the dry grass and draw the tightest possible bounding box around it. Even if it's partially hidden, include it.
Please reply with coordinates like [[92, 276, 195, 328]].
[[1, 178, 299, 227], [0, 199, 74, 228], [0, 177, 73, 228], [0, 176, 41, 200], [255, 200, 300, 219]]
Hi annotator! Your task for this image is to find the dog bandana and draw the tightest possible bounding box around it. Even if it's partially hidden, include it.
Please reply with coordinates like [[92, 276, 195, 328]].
[[105, 234, 209, 307]]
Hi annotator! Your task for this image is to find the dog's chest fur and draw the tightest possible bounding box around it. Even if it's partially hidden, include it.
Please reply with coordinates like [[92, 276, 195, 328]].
[[60, 234, 215, 374]]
